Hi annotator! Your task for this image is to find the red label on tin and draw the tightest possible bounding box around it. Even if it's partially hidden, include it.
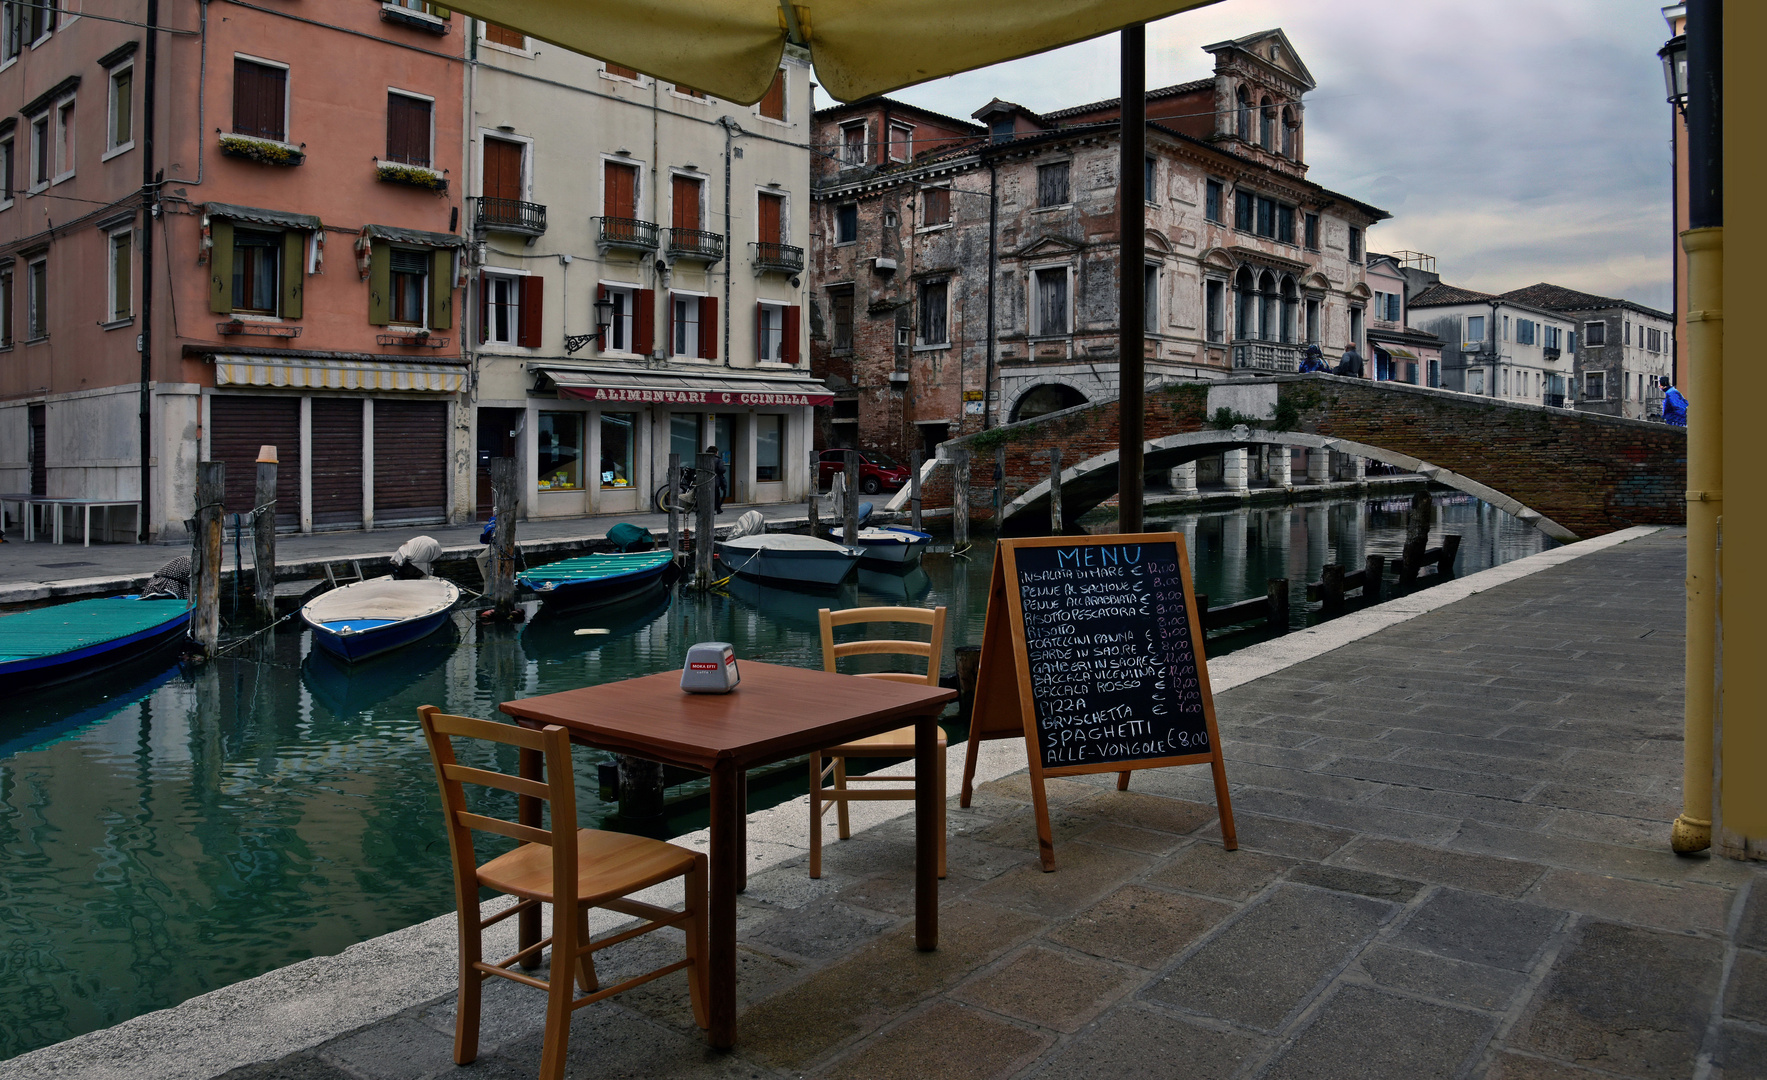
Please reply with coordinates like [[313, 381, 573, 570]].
[[689, 662, 718, 671]]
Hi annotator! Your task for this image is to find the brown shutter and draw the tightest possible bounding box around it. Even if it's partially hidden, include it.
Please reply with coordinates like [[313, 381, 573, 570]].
[[386, 94, 432, 167], [698, 296, 718, 360], [783, 304, 801, 364], [429, 249, 453, 330], [477, 270, 488, 343], [208, 218, 234, 313], [517, 275, 544, 347], [672, 175, 700, 230], [310, 399, 364, 528], [483, 137, 522, 203], [604, 162, 636, 219], [634, 288, 654, 356], [757, 192, 782, 245], [373, 400, 448, 523], [209, 396, 301, 528], [758, 69, 785, 120]]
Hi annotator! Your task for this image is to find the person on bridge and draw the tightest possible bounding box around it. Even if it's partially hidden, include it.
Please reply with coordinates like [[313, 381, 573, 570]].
[[1661, 375, 1688, 427], [1298, 344, 1327, 373], [1333, 343, 1366, 378]]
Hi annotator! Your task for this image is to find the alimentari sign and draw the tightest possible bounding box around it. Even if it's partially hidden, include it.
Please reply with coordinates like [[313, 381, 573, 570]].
[[561, 385, 834, 407]]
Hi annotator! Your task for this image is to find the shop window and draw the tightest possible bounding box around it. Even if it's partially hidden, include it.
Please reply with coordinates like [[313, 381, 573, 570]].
[[537, 411, 582, 490], [755, 414, 783, 481], [670, 413, 700, 464], [600, 413, 635, 489]]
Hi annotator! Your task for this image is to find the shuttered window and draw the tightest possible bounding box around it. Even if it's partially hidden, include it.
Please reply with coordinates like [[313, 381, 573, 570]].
[[757, 69, 785, 120], [757, 191, 784, 245], [671, 174, 702, 230], [604, 161, 637, 220], [232, 58, 287, 142], [1036, 162, 1069, 207], [385, 92, 432, 167], [389, 248, 428, 325], [605, 62, 641, 81], [232, 228, 281, 315], [210, 396, 301, 528], [373, 400, 448, 522], [310, 399, 364, 528], [922, 187, 950, 227], [483, 22, 524, 48]]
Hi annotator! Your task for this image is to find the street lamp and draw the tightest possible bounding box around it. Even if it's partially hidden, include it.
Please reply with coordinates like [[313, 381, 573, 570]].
[[1659, 34, 1688, 113]]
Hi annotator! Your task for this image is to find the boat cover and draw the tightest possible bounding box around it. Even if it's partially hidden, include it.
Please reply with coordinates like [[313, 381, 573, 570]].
[[0, 597, 189, 662], [302, 577, 458, 624], [718, 534, 852, 553]]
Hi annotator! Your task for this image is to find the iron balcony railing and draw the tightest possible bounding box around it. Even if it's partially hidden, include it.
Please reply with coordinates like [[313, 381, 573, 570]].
[[1231, 341, 1301, 372], [751, 241, 805, 275], [667, 227, 725, 263], [476, 198, 547, 236], [1542, 346, 1562, 361], [597, 216, 660, 252]]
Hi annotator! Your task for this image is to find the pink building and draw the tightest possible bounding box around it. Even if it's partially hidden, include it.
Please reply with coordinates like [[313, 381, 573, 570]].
[[0, 0, 465, 540]]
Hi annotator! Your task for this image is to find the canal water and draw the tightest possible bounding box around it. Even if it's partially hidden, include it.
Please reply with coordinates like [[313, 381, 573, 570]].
[[0, 488, 1552, 1060]]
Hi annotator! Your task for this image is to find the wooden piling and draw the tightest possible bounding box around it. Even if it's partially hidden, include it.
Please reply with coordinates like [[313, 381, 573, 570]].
[[192, 462, 225, 656], [1048, 447, 1063, 535], [617, 755, 666, 820], [487, 457, 518, 620], [843, 449, 860, 542], [952, 448, 971, 547], [667, 453, 681, 558], [694, 451, 717, 589], [994, 445, 1007, 532], [910, 449, 923, 532], [1320, 563, 1345, 609], [252, 451, 277, 624], [1267, 577, 1290, 630], [1439, 534, 1462, 575], [1364, 554, 1385, 602], [806, 449, 820, 536]]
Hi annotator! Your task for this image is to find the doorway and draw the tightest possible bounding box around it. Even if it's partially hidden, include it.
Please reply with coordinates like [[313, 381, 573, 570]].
[[477, 407, 523, 520]]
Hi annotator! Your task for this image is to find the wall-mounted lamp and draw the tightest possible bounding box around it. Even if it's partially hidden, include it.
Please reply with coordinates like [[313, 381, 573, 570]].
[[593, 294, 617, 330], [1659, 34, 1688, 114]]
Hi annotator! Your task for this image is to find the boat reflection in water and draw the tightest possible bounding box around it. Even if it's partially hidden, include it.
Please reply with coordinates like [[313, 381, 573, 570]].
[[723, 572, 858, 635], [519, 589, 674, 665], [858, 564, 934, 604], [299, 618, 459, 720]]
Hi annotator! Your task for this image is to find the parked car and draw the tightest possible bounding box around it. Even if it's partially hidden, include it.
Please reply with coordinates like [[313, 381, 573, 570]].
[[817, 449, 911, 495]]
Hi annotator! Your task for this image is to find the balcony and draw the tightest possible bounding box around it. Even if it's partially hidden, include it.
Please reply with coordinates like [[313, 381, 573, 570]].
[[477, 198, 547, 237], [667, 227, 725, 263], [1542, 346, 1562, 361], [751, 241, 805, 275], [596, 216, 660, 253], [1232, 341, 1301, 372]]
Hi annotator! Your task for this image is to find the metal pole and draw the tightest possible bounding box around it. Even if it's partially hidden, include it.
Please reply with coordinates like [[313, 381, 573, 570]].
[[1117, 23, 1147, 534], [952, 447, 971, 548], [667, 452, 681, 558], [192, 462, 224, 656], [488, 457, 518, 620], [910, 448, 923, 532], [253, 454, 277, 624], [843, 449, 860, 543], [694, 451, 717, 589], [138, 0, 157, 541]]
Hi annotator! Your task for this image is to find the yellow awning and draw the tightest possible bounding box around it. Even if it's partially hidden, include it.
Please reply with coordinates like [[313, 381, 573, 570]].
[[437, 0, 1224, 105], [213, 356, 466, 393], [1377, 344, 1421, 362]]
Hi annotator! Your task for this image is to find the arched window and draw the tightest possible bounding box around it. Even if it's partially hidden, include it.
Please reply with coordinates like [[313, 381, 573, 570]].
[[1234, 266, 1256, 339], [1280, 276, 1299, 345], [1260, 97, 1275, 150], [1258, 270, 1278, 341], [1236, 87, 1253, 142], [1011, 383, 1088, 423], [1281, 107, 1298, 159]]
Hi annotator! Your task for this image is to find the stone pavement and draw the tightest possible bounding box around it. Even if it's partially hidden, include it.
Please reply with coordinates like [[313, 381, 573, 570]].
[[185, 528, 1763, 1080]]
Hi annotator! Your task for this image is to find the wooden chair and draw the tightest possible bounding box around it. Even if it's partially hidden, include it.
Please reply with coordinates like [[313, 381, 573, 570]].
[[418, 706, 707, 1080], [809, 606, 948, 879]]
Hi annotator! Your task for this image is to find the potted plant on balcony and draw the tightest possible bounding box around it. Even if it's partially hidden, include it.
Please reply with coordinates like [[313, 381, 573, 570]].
[[218, 134, 306, 166], [375, 160, 449, 192]]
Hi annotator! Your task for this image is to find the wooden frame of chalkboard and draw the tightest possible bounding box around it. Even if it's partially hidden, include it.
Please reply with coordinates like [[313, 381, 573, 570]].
[[960, 533, 1237, 871]]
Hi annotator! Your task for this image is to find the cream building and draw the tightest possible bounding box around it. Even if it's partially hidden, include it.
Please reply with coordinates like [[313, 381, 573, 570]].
[[464, 26, 820, 521]]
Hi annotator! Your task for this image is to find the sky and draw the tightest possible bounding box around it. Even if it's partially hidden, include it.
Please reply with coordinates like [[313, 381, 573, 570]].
[[815, 1, 1679, 312]]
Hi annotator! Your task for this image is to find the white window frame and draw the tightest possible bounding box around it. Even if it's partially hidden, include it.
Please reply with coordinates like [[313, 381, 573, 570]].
[[838, 121, 867, 168], [598, 280, 638, 356], [1583, 319, 1605, 347], [756, 299, 787, 364], [29, 0, 52, 46], [480, 267, 528, 349], [475, 18, 532, 56], [1029, 263, 1072, 338], [25, 254, 46, 340], [106, 225, 132, 324], [51, 95, 74, 184], [887, 122, 914, 163], [1, 1, 21, 72], [669, 82, 711, 103], [103, 60, 134, 159], [670, 289, 705, 360], [386, 87, 436, 170], [1467, 368, 1486, 396]]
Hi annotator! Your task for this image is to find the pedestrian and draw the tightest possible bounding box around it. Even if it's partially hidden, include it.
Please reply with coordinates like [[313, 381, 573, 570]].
[[1333, 342, 1365, 377], [1298, 344, 1326, 373], [706, 444, 727, 513], [1660, 375, 1688, 427]]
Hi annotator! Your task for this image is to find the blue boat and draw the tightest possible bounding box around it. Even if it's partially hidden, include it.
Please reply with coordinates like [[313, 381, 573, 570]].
[[0, 596, 191, 693], [300, 576, 460, 663], [829, 525, 934, 569], [518, 550, 674, 613]]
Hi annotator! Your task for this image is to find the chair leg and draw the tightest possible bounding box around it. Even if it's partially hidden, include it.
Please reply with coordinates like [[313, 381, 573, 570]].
[[453, 905, 483, 1065], [937, 744, 948, 880], [573, 904, 599, 993], [835, 756, 852, 839], [538, 904, 575, 1080], [808, 752, 823, 879], [685, 855, 710, 1031]]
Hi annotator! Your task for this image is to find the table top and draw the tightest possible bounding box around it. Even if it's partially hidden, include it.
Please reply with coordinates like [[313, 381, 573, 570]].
[[499, 660, 956, 771]]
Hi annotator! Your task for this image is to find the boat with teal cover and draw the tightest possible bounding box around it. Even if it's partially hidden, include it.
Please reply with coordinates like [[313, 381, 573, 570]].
[[519, 550, 673, 612], [0, 596, 191, 692]]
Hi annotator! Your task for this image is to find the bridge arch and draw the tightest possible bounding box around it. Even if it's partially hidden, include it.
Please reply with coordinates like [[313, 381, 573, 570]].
[[1008, 381, 1090, 423]]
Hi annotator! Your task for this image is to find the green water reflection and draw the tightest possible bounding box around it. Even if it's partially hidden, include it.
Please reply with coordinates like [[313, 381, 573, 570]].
[[0, 489, 1550, 1059]]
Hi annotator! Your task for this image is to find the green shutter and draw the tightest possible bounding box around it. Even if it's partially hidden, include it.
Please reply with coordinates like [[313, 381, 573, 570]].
[[429, 248, 452, 330], [368, 242, 390, 326], [209, 219, 234, 314], [281, 231, 304, 319]]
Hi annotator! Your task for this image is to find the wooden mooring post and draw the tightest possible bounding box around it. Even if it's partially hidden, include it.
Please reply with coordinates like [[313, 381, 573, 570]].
[[191, 462, 225, 656], [252, 448, 277, 624], [667, 453, 682, 558], [993, 445, 1007, 532], [910, 449, 923, 532], [952, 447, 971, 547], [485, 457, 519, 620], [843, 449, 860, 543], [1047, 448, 1062, 534], [805, 449, 819, 536], [694, 451, 717, 589], [617, 755, 666, 820]]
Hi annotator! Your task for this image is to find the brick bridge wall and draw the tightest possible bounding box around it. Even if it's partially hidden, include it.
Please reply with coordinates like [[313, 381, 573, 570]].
[[913, 373, 1686, 540]]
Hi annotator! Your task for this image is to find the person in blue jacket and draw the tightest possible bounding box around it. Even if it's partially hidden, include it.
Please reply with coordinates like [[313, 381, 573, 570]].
[[1660, 375, 1688, 427], [1297, 344, 1327, 373]]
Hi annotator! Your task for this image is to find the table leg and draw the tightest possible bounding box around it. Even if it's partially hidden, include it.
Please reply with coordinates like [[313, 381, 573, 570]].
[[914, 712, 939, 951], [737, 769, 748, 893], [707, 759, 741, 1048], [517, 744, 543, 969]]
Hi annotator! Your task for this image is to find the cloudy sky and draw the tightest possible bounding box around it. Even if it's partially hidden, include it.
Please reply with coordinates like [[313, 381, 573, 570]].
[[820, 1, 1679, 311]]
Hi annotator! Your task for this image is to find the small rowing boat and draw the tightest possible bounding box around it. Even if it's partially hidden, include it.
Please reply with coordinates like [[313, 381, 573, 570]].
[[518, 550, 674, 613], [829, 525, 934, 569], [0, 596, 191, 692], [301, 576, 460, 663], [715, 534, 863, 590]]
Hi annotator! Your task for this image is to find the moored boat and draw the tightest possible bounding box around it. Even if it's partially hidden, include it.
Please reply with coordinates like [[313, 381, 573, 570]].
[[0, 596, 191, 692], [829, 524, 933, 569], [300, 576, 460, 662], [715, 534, 862, 590], [518, 551, 673, 613]]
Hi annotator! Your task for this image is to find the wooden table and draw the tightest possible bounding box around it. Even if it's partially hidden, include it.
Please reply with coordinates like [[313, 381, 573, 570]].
[[500, 661, 956, 1048]]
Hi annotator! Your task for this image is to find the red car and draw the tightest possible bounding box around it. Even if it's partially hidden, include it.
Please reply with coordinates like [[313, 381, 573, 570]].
[[817, 449, 911, 495]]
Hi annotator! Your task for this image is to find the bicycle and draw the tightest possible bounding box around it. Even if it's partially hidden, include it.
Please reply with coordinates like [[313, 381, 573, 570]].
[[652, 466, 700, 514]]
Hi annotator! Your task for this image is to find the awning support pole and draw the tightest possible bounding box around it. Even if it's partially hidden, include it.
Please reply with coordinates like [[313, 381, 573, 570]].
[[1117, 24, 1147, 534]]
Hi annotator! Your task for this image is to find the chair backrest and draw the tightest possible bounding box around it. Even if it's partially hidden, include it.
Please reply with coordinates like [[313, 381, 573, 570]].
[[818, 605, 947, 686], [419, 705, 577, 902]]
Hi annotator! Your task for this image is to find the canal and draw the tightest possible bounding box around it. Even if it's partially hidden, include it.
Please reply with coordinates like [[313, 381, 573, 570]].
[[0, 488, 1552, 1060]]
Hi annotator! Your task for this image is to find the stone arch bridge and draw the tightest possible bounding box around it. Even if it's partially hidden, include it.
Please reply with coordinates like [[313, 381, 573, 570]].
[[894, 375, 1685, 541]]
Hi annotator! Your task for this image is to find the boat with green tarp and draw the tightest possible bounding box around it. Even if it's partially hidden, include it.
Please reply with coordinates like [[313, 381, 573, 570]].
[[518, 550, 674, 613], [0, 596, 191, 692]]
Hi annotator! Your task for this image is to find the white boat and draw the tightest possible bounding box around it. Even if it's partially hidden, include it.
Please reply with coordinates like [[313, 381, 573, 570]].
[[829, 525, 934, 569], [301, 576, 461, 662], [715, 534, 862, 589]]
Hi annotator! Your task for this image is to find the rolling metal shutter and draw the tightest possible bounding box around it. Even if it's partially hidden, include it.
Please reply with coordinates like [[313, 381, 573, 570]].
[[209, 395, 301, 529], [311, 399, 364, 529], [373, 399, 447, 524]]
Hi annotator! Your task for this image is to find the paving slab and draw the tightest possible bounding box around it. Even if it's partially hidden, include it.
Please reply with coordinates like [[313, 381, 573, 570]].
[[1032, 1005, 1269, 1080], [1353, 944, 1531, 1012], [951, 946, 1138, 1032], [1260, 986, 1494, 1080], [1046, 884, 1236, 969], [1386, 887, 1565, 971]]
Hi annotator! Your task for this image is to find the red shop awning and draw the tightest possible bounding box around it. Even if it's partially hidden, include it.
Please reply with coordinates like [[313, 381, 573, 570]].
[[537, 366, 834, 408]]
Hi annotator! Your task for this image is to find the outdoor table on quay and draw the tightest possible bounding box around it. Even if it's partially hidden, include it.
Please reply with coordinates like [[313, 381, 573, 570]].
[[499, 660, 956, 1048]]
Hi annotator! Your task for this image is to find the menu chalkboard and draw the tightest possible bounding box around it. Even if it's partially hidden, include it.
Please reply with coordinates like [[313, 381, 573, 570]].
[[960, 534, 1237, 871]]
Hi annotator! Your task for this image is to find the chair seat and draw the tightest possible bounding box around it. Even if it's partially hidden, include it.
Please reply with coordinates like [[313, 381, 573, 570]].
[[823, 724, 948, 758], [480, 829, 699, 905]]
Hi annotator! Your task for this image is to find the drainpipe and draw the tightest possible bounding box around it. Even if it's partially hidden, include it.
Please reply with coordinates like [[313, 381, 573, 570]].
[[1673, 0, 1721, 856], [983, 158, 998, 429], [138, 0, 159, 540], [719, 117, 740, 369]]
